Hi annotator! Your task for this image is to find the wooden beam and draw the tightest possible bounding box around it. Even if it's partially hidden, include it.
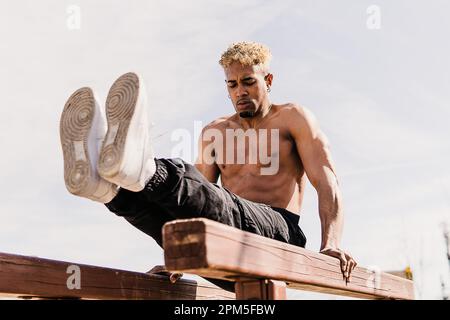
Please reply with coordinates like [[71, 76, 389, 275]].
[[0, 252, 234, 300], [163, 218, 415, 300]]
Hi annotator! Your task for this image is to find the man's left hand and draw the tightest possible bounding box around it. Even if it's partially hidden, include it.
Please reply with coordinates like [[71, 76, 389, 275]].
[[320, 248, 357, 283]]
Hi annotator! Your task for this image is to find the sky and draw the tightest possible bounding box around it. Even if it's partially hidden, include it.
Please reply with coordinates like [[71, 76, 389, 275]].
[[0, 0, 449, 299]]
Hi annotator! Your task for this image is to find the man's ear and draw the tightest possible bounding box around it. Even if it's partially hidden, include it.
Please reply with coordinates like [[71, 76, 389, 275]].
[[264, 73, 273, 86]]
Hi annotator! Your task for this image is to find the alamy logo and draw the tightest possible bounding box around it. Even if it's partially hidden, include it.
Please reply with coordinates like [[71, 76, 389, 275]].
[[366, 5, 381, 30], [366, 265, 381, 289], [171, 121, 280, 175], [66, 5, 81, 30], [66, 265, 81, 290]]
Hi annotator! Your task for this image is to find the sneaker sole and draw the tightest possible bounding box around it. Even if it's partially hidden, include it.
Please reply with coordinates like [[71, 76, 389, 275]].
[[60, 87, 97, 196], [98, 72, 141, 181]]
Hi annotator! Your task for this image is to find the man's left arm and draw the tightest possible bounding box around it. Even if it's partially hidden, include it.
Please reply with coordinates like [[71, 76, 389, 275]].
[[288, 105, 357, 282]]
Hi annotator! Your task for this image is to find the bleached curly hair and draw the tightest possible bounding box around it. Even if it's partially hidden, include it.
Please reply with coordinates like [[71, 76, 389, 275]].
[[219, 41, 272, 72]]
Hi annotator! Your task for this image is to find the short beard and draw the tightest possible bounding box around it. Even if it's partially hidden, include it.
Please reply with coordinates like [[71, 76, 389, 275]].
[[239, 111, 255, 118]]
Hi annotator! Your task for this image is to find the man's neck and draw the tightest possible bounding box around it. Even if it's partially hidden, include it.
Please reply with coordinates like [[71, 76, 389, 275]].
[[238, 102, 273, 129]]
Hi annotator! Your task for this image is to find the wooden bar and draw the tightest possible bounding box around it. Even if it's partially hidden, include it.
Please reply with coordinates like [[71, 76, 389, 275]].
[[0, 252, 235, 300], [163, 218, 415, 300]]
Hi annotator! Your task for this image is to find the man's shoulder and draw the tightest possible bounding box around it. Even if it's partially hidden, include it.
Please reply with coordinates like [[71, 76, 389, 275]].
[[203, 115, 235, 131], [276, 103, 314, 121], [276, 103, 321, 137]]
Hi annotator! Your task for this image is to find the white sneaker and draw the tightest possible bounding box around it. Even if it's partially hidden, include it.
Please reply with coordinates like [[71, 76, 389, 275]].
[[98, 72, 156, 192], [60, 87, 118, 203]]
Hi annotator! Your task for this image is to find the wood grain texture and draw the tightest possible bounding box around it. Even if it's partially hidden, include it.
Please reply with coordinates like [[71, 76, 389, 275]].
[[163, 218, 415, 300], [0, 252, 234, 300]]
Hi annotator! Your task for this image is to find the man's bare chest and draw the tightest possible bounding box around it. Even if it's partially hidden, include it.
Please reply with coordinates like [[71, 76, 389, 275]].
[[211, 126, 296, 175]]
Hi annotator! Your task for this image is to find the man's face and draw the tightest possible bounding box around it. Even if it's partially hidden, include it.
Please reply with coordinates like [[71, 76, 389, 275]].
[[224, 62, 272, 118]]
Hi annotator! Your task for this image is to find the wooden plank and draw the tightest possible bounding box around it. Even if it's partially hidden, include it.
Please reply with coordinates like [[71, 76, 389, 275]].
[[163, 218, 415, 300], [0, 252, 234, 300]]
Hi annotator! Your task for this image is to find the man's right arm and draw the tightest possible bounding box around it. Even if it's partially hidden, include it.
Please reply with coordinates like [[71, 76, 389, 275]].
[[194, 123, 220, 183]]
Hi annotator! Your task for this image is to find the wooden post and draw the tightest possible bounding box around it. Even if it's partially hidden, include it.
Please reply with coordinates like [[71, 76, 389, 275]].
[[235, 279, 286, 300]]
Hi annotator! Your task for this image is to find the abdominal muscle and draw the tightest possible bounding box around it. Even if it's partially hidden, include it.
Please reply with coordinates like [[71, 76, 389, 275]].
[[220, 166, 305, 214]]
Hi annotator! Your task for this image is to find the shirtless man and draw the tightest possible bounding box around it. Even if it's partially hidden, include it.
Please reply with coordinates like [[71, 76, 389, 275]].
[[59, 42, 356, 292]]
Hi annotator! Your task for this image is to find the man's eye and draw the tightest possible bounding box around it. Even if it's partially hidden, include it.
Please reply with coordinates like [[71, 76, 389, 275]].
[[228, 84, 237, 88], [244, 80, 255, 85]]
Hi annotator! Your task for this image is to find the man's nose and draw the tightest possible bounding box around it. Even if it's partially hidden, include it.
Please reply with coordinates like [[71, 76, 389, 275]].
[[236, 84, 249, 97]]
